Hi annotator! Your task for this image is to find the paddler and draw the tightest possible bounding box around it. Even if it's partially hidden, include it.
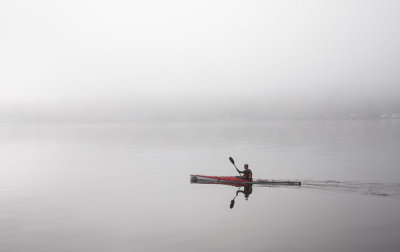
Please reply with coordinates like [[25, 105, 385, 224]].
[[236, 164, 253, 181]]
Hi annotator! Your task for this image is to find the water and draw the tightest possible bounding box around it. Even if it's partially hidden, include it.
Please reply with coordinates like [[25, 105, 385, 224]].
[[1, 121, 400, 252]]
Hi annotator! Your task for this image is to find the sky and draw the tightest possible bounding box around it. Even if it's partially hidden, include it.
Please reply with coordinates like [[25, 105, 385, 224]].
[[1, 0, 400, 121]]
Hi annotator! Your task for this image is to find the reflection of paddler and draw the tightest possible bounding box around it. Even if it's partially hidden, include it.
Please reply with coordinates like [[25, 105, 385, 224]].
[[230, 184, 253, 209], [236, 184, 253, 200]]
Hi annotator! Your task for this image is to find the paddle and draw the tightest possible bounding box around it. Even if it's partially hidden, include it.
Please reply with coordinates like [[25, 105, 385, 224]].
[[229, 157, 241, 209], [230, 186, 242, 209], [230, 199, 235, 209], [229, 156, 240, 175]]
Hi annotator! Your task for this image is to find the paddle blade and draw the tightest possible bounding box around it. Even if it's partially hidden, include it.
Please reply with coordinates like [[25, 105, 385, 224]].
[[229, 157, 235, 165], [230, 199, 235, 209]]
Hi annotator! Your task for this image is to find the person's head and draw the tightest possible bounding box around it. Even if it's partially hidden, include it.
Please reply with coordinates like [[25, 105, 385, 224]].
[[244, 164, 249, 170]]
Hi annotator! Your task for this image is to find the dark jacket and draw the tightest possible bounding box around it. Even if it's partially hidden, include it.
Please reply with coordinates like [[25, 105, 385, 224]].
[[238, 169, 253, 181]]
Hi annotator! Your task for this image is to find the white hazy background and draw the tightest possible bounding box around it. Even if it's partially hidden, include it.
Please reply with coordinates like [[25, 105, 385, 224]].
[[1, 0, 400, 122]]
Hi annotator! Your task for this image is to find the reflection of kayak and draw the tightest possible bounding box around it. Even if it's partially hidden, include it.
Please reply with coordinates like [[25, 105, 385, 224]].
[[190, 175, 301, 186]]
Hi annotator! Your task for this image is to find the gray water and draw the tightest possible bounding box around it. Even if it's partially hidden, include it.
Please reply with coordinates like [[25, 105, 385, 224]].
[[1, 121, 400, 252]]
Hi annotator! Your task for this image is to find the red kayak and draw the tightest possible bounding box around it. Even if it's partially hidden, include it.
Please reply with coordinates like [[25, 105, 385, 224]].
[[191, 175, 301, 186]]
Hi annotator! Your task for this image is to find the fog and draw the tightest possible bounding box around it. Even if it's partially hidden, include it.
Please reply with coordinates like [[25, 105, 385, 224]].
[[1, 0, 400, 122]]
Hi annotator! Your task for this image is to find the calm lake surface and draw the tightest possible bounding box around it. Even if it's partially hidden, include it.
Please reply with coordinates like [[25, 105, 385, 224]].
[[1, 121, 400, 252]]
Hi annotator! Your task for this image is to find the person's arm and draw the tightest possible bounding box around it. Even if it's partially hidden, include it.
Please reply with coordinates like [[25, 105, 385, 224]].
[[236, 190, 245, 196], [236, 168, 243, 174], [236, 187, 244, 196]]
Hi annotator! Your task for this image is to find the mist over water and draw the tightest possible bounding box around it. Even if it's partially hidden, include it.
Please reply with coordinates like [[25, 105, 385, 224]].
[[1, 96, 400, 123], [1, 1, 400, 251], [1, 0, 400, 123]]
